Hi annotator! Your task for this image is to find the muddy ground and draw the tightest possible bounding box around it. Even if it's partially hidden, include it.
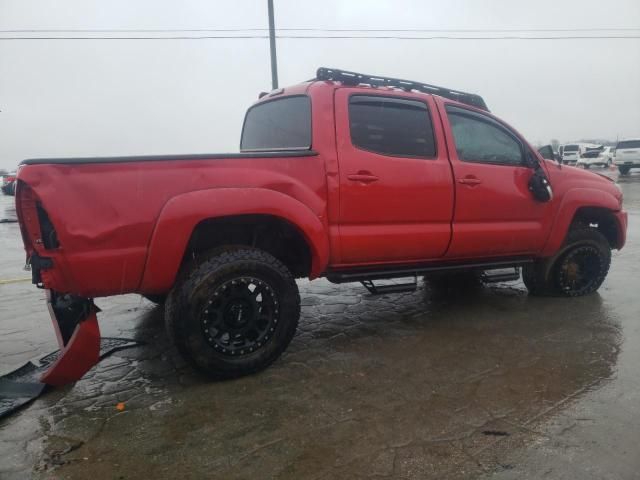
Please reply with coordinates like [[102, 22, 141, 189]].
[[1, 168, 639, 479]]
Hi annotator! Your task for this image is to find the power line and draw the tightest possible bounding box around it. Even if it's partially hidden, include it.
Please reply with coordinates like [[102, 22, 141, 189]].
[[1, 35, 640, 40], [1, 27, 639, 33]]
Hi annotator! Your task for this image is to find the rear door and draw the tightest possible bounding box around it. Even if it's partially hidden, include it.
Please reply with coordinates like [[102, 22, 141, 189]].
[[439, 101, 553, 258], [335, 89, 454, 265]]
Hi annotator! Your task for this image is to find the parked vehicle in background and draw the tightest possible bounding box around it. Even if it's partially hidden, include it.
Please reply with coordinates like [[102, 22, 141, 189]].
[[537, 145, 560, 162], [561, 144, 582, 165], [615, 139, 640, 175], [577, 145, 613, 169], [14, 67, 627, 383], [561, 143, 601, 166], [1, 172, 16, 196]]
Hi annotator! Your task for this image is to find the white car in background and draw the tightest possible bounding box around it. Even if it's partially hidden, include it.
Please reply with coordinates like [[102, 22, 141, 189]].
[[561, 144, 582, 165], [614, 138, 640, 175], [561, 143, 600, 166], [576, 145, 614, 169]]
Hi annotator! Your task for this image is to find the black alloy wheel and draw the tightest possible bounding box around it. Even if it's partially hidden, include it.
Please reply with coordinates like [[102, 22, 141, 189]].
[[555, 245, 606, 296], [201, 276, 279, 356], [166, 247, 300, 379]]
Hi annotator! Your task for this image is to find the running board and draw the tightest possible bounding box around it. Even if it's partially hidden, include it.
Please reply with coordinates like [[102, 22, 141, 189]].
[[328, 258, 532, 284], [481, 267, 521, 283], [361, 277, 418, 295]]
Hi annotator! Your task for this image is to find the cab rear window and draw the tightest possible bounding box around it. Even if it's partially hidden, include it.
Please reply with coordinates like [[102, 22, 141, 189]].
[[617, 140, 640, 149], [240, 96, 311, 152]]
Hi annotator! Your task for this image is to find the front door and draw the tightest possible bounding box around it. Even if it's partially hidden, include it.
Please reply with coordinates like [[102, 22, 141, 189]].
[[438, 100, 553, 258], [335, 89, 454, 266]]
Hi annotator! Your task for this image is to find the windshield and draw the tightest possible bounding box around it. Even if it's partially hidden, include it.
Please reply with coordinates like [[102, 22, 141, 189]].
[[563, 145, 579, 152], [617, 140, 640, 149], [240, 96, 312, 152]]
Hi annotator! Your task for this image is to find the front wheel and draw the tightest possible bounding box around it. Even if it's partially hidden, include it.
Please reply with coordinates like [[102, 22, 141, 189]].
[[165, 247, 300, 379], [523, 226, 611, 297]]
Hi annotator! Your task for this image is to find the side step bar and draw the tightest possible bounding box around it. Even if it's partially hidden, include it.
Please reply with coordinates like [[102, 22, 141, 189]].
[[481, 267, 521, 283], [361, 276, 418, 295], [328, 258, 532, 284]]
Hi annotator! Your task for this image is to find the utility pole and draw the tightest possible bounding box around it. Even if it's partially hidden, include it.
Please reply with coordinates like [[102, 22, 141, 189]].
[[267, 0, 278, 89]]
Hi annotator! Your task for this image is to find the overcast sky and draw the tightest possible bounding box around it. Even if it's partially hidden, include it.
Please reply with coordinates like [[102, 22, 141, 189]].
[[0, 0, 639, 170]]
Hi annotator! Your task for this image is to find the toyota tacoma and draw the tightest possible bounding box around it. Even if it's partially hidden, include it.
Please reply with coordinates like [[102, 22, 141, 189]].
[[15, 68, 627, 385]]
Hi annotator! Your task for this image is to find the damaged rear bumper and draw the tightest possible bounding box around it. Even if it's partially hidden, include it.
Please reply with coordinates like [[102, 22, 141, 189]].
[[40, 291, 101, 386]]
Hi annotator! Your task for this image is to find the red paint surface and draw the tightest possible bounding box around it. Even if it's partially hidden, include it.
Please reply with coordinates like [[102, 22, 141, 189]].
[[15, 80, 626, 301], [40, 306, 100, 386]]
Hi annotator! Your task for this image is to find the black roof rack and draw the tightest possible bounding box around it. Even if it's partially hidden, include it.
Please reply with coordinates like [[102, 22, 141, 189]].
[[316, 67, 489, 111]]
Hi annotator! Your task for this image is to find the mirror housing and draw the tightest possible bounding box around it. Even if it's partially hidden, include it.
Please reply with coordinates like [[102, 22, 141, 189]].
[[528, 170, 553, 202]]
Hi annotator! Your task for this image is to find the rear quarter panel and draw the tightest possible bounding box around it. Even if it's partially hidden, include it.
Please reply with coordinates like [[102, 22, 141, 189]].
[[18, 155, 329, 297]]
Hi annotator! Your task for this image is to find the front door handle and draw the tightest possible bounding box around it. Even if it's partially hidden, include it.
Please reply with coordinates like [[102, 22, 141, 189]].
[[347, 172, 379, 183], [458, 176, 482, 186]]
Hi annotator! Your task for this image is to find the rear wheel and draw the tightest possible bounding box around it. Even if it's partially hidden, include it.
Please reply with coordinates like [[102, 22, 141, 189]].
[[619, 166, 631, 175], [523, 226, 611, 297], [165, 247, 300, 379]]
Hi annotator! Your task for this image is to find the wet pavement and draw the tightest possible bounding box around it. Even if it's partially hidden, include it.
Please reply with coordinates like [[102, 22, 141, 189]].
[[0, 168, 639, 479]]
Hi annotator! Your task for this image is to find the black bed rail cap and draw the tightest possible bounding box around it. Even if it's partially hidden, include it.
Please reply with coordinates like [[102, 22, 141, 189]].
[[316, 67, 489, 111]]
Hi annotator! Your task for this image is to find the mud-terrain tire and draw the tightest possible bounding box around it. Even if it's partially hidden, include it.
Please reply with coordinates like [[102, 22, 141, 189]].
[[619, 166, 630, 175], [523, 226, 611, 297], [143, 294, 167, 305], [165, 247, 300, 379]]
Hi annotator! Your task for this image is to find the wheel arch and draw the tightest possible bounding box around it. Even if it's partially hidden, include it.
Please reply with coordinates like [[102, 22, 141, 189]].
[[139, 188, 329, 293], [541, 188, 624, 256]]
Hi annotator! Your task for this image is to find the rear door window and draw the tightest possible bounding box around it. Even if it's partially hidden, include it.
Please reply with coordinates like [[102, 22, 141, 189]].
[[348, 95, 436, 158]]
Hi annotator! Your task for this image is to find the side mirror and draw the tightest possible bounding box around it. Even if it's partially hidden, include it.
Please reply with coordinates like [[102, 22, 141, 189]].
[[528, 170, 553, 202]]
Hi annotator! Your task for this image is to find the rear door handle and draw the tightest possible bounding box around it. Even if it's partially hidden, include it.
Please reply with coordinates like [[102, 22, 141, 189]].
[[347, 172, 379, 183], [458, 176, 482, 186]]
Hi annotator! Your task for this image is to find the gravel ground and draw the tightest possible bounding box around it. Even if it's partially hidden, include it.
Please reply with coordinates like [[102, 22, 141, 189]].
[[1, 168, 639, 479]]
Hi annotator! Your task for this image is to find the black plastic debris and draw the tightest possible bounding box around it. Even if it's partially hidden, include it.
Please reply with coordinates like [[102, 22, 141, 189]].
[[0, 337, 143, 419]]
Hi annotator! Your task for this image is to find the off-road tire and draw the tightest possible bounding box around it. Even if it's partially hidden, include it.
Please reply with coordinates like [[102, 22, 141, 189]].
[[166, 247, 300, 379], [523, 226, 611, 297]]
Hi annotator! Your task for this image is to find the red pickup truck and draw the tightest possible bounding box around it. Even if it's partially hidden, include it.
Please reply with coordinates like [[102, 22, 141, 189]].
[[15, 68, 627, 384]]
